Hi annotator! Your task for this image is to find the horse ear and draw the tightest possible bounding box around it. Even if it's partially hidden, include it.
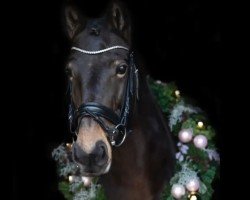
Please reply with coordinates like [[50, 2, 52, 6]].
[[108, 1, 131, 43], [64, 3, 84, 39]]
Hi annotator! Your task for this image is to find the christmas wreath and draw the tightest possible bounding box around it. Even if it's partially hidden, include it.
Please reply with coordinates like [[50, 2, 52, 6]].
[[52, 78, 220, 200]]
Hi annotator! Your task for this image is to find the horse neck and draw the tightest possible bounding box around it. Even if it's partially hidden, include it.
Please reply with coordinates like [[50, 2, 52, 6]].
[[124, 72, 172, 158], [101, 73, 175, 197], [134, 73, 165, 130]]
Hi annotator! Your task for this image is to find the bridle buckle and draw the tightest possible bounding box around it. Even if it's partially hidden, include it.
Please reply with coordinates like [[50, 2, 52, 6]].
[[111, 124, 127, 147]]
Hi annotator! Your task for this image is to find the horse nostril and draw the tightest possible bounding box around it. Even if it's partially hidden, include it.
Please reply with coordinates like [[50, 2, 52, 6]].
[[73, 143, 89, 166], [100, 146, 106, 159], [95, 141, 108, 166]]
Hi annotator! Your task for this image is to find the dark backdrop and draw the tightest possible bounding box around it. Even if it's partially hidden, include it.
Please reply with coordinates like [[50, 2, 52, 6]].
[[11, 0, 222, 199]]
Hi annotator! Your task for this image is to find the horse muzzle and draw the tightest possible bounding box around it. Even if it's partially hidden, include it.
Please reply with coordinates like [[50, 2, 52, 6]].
[[72, 119, 112, 176], [72, 141, 111, 176]]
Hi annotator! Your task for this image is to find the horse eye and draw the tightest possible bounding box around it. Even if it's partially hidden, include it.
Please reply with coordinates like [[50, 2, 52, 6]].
[[116, 64, 128, 77]]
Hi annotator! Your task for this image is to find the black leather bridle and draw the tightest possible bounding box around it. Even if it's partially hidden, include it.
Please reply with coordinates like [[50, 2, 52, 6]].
[[68, 47, 139, 147]]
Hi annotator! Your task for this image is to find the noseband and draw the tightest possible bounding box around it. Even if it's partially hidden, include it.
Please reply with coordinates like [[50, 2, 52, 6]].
[[68, 46, 139, 147]]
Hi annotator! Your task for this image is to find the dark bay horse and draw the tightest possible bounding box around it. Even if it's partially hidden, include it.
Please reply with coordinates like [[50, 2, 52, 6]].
[[64, 1, 175, 199]]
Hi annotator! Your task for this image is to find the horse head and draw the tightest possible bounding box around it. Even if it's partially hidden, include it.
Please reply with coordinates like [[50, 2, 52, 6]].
[[64, 1, 136, 177]]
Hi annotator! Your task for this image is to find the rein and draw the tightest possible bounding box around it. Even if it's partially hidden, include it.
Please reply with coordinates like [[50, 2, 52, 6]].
[[68, 46, 139, 147]]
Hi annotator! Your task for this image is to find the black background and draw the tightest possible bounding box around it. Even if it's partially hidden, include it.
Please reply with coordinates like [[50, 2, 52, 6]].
[[11, 0, 223, 199]]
